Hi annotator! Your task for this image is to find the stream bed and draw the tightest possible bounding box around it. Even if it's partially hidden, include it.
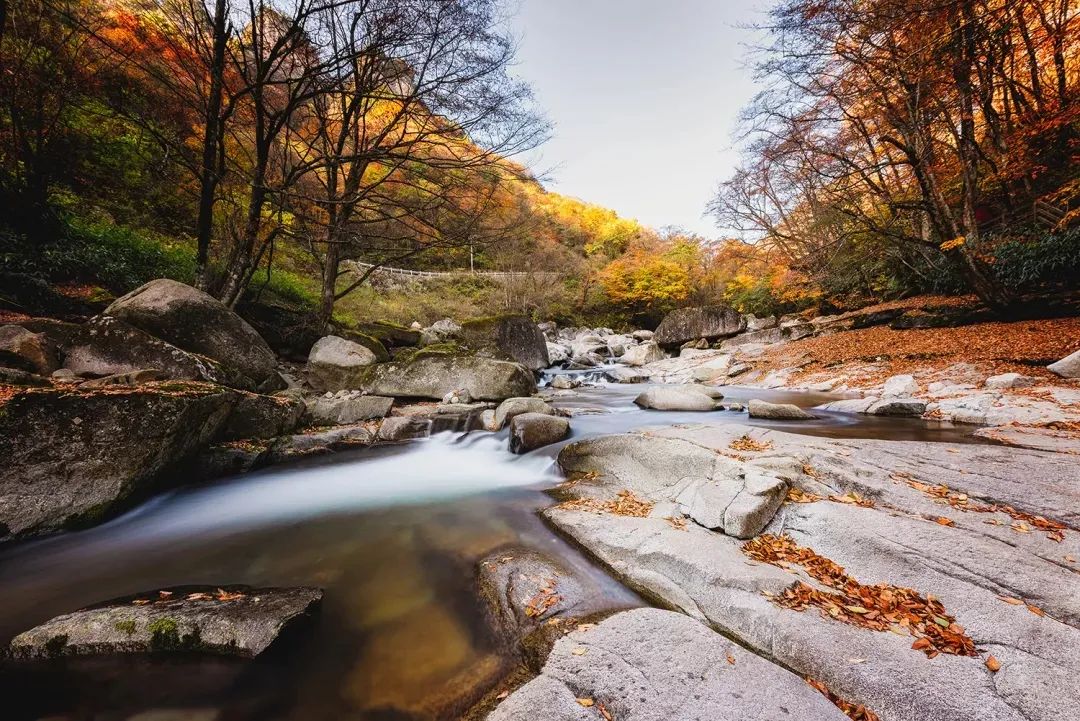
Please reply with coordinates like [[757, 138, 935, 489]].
[[0, 382, 983, 720]]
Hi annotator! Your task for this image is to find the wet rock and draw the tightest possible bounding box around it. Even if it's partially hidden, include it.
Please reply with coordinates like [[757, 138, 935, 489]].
[[620, 341, 665, 366], [105, 279, 277, 386], [867, 398, 927, 417], [882, 374, 919, 398], [546, 423, 1080, 721], [604, 366, 650, 384], [488, 608, 847, 721], [77, 369, 163, 389], [985, 372, 1037, 389], [306, 335, 378, 392], [8, 586, 322, 659], [1048, 350, 1080, 378], [476, 547, 605, 667], [0, 325, 59, 375], [0, 383, 235, 538], [376, 416, 431, 442], [460, 315, 549, 371], [493, 396, 554, 430], [723, 402, 744, 412], [816, 397, 878, 414], [509, 413, 569, 454], [654, 305, 746, 347], [0, 366, 51, 386], [747, 398, 815, 420], [546, 342, 570, 365], [64, 316, 242, 388], [265, 424, 373, 462], [630, 329, 654, 341], [550, 374, 581, 389], [357, 356, 536, 402], [634, 385, 723, 411], [305, 393, 393, 425], [219, 392, 305, 441]]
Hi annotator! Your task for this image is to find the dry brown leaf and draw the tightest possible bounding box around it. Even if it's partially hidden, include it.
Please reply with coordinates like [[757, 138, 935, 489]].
[[985, 655, 1001, 672], [576, 698, 594, 708]]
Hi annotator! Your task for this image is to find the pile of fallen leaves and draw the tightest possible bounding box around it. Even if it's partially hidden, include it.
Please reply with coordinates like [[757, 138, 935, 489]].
[[729, 435, 773, 452], [902, 478, 1066, 542], [132, 588, 246, 606], [757, 315, 1080, 387], [787, 487, 824, 503], [556, 490, 654, 518], [786, 487, 874, 508], [806, 678, 881, 721], [743, 534, 976, 658], [523, 577, 561, 618]]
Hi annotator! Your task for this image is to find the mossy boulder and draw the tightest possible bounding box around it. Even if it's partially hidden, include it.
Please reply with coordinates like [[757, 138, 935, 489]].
[[353, 321, 421, 348], [8, 585, 322, 659], [460, 315, 549, 371], [0, 382, 236, 539]]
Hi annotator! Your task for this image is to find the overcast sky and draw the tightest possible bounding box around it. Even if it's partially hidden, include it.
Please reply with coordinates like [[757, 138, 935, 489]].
[[509, 0, 771, 238]]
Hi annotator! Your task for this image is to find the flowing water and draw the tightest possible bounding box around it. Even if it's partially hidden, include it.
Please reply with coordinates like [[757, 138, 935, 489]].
[[0, 380, 983, 721]]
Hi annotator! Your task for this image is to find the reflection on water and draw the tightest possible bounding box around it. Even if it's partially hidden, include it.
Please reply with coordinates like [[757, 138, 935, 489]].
[[0, 381, 981, 720]]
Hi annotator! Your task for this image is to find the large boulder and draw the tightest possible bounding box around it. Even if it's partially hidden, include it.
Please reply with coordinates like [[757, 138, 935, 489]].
[[509, 413, 570, 454], [488, 608, 847, 721], [9, 586, 322, 659], [356, 356, 536, 401], [63, 316, 243, 387], [654, 305, 746, 347], [0, 383, 236, 538], [104, 279, 277, 386], [0, 325, 59, 375], [459, 315, 549, 370], [1048, 349, 1080, 379], [306, 335, 379, 392], [620, 341, 665, 367], [634, 385, 723, 411]]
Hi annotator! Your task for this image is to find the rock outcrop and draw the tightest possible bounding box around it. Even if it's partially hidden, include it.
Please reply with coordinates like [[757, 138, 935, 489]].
[[0, 383, 235, 538], [493, 396, 554, 430], [489, 608, 848, 721], [542, 424, 1080, 721], [305, 392, 393, 425], [104, 279, 277, 386], [620, 341, 665, 366], [654, 305, 746, 347], [0, 325, 59, 375], [9, 586, 322, 659], [1048, 349, 1080, 378]]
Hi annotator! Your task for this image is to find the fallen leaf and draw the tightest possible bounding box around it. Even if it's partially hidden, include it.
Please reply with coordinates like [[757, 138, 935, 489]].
[[572, 646, 588, 656], [496, 690, 509, 700], [935, 517, 955, 527], [726, 653, 736, 665], [985, 655, 1001, 672], [576, 698, 594, 707], [1026, 604, 1045, 617], [998, 596, 1024, 605]]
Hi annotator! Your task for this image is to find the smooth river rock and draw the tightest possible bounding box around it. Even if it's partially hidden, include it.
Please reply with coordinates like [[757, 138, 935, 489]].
[[306, 335, 379, 392], [509, 413, 570, 454], [1048, 349, 1080, 378], [488, 608, 848, 721], [493, 396, 554, 430], [633, 385, 723, 411], [8, 586, 322, 659], [544, 423, 1080, 721], [747, 398, 815, 420]]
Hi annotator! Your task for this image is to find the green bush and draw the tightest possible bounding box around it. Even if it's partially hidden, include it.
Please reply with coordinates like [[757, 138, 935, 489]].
[[989, 226, 1080, 291]]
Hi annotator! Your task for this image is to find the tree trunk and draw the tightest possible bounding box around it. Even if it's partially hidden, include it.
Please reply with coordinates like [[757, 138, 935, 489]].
[[318, 236, 340, 331], [194, 0, 229, 290]]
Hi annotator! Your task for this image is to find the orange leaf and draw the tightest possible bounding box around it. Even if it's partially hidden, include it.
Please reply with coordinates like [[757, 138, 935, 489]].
[[985, 655, 1001, 672]]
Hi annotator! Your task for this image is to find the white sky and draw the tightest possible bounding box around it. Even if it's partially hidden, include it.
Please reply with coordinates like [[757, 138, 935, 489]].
[[509, 0, 772, 238]]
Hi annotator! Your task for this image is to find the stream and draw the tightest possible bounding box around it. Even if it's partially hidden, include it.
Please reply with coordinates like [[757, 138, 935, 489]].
[[0, 380, 982, 721]]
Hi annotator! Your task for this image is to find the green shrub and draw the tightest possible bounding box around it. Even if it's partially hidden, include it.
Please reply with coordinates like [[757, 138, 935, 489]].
[[989, 226, 1080, 291]]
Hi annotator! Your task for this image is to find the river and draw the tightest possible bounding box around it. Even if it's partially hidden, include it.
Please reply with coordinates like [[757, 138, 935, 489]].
[[0, 380, 982, 720]]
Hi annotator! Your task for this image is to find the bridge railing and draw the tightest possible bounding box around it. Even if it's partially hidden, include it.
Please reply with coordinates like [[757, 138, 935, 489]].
[[346, 261, 561, 280]]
